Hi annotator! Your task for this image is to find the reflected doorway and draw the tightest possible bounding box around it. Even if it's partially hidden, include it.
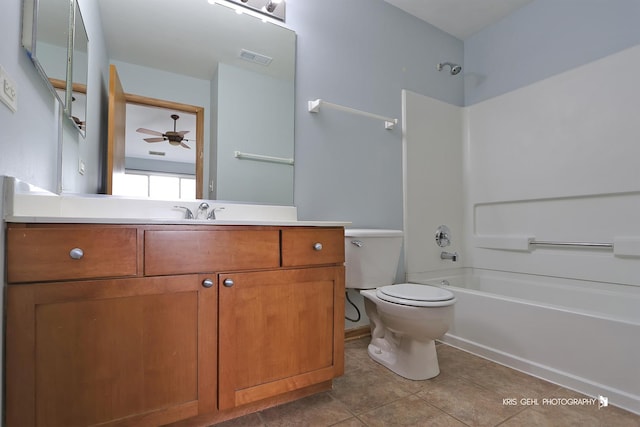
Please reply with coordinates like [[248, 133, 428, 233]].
[[106, 64, 204, 198]]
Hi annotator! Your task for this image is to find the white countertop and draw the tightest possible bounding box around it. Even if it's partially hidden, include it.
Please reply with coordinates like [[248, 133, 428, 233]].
[[5, 216, 350, 227], [2, 177, 350, 227]]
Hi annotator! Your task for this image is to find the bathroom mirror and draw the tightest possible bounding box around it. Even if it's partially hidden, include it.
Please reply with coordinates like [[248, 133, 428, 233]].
[[22, 0, 88, 136], [22, 0, 73, 110], [69, 0, 88, 136], [97, 0, 296, 205]]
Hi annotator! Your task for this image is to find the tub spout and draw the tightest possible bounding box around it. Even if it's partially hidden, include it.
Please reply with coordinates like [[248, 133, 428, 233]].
[[440, 251, 458, 262]]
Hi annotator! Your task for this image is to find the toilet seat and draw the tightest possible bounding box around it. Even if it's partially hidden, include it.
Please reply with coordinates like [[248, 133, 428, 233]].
[[376, 283, 455, 307]]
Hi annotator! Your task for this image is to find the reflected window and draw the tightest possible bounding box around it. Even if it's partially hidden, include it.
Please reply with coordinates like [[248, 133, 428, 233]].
[[121, 171, 195, 200]]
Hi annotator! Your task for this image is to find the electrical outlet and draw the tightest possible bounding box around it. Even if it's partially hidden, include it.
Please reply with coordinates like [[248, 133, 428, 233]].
[[0, 65, 18, 113], [78, 159, 86, 175]]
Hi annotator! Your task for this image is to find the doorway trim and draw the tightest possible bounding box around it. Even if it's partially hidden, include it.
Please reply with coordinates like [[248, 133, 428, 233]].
[[124, 93, 205, 199]]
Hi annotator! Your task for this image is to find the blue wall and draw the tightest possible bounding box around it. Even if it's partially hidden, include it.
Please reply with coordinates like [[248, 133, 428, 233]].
[[464, 0, 640, 105], [0, 0, 60, 192], [287, 0, 463, 227]]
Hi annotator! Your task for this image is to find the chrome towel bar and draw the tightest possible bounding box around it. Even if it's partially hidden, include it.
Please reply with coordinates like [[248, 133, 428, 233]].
[[529, 240, 613, 249]]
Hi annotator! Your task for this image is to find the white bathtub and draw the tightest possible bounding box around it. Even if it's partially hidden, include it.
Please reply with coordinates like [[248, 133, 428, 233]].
[[409, 268, 640, 415]]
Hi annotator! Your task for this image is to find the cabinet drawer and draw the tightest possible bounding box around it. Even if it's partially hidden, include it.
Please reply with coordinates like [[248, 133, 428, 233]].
[[6, 227, 138, 283], [145, 230, 280, 275], [281, 228, 344, 267]]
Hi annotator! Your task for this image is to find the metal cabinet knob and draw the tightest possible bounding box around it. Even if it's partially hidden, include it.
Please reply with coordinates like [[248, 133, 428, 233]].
[[69, 248, 84, 260], [223, 278, 235, 287], [313, 242, 323, 251], [202, 278, 214, 288]]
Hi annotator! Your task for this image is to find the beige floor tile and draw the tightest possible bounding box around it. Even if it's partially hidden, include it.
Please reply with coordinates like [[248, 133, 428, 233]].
[[460, 359, 561, 399], [210, 412, 264, 427], [257, 392, 353, 427], [417, 375, 523, 426], [328, 417, 366, 426], [329, 366, 412, 414], [500, 403, 640, 427], [347, 338, 454, 395], [358, 394, 467, 426], [212, 337, 640, 426], [436, 344, 493, 379]]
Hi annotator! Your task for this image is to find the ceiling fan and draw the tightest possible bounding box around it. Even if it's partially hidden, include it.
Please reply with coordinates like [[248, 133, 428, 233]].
[[136, 114, 192, 149]]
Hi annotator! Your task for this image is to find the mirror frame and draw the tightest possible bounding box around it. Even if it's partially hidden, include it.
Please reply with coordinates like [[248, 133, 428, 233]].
[[22, 0, 88, 136], [69, 0, 89, 136], [22, 0, 73, 109]]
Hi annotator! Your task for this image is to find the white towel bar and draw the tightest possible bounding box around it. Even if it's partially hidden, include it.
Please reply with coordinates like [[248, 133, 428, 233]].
[[234, 151, 294, 165], [308, 99, 398, 129]]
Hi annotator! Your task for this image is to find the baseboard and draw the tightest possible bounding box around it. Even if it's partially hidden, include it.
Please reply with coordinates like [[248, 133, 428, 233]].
[[441, 334, 640, 416], [345, 326, 370, 341]]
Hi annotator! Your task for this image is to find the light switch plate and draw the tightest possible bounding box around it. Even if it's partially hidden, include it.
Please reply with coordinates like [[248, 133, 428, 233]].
[[0, 65, 18, 113]]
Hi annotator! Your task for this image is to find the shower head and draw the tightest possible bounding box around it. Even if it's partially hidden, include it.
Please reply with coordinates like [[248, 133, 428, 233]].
[[437, 62, 462, 75]]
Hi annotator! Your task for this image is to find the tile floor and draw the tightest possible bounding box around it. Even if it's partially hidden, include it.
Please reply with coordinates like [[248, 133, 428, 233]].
[[212, 337, 640, 426]]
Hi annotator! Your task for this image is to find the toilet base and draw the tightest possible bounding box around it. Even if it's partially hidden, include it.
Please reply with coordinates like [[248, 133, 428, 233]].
[[367, 334, 441, 380]]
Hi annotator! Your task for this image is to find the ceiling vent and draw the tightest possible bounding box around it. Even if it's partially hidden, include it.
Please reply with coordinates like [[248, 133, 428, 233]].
[[149, 151, 166, 156], [239, 49, 272, 66]]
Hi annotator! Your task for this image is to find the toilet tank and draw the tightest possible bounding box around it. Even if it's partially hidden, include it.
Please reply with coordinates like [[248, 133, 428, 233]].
[[344, 229, 403, 289]]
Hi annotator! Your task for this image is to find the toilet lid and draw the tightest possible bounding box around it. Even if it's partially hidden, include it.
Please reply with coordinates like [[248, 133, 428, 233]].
[[376, 283, 455, 307]]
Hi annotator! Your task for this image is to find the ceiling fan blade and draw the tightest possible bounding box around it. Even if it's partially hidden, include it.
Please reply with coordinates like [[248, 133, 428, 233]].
[[180, 142, 191, 149], [176, 130, 190, 136], [144, 137, 166, 143], [137, 127, 164, 136]]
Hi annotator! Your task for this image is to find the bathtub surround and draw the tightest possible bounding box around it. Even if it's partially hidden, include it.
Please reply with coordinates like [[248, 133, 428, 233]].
[[404, 39, 640, 416], [402, 91, 463, 276], [466, 44, 640, 284], [410, 269, 640, 416]]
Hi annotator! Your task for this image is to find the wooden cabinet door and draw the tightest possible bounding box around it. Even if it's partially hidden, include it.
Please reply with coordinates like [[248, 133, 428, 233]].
[[5, 275, 217, 427], [218, 267, 345, 410]]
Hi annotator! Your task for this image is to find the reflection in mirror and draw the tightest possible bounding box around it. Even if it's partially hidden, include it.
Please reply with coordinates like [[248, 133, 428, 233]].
[[116, 95, 203, 200], [22, 0, 72, 109], [69, 0, 88, 135], [96, 0, 296, 205]]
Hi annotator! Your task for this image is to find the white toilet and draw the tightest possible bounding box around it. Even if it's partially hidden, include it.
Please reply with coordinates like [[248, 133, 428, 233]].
[[345, 229, 456, 380]]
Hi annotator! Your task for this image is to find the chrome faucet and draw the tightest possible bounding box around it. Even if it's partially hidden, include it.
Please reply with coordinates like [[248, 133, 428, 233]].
[[196, 202, 210, 220], [207, 206, 225, 220], [174, 206, 194, 219], [440, 251, 458, 262]]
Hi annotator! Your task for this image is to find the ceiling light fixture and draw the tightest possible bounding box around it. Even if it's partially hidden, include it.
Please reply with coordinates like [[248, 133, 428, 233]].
[[265, 0, 282, 13], [222, 0, 286, 22]]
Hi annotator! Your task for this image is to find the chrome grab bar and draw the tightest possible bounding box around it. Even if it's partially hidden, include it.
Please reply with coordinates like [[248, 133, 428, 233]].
[[529, 240, 613, 249]]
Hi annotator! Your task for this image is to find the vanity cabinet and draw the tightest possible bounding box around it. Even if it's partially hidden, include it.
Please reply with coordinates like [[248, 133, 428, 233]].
[[218, 267, 344, 410], [6, 226, 138, 283], [5, 223, 345, 426], [5, 275, 216, 427]]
